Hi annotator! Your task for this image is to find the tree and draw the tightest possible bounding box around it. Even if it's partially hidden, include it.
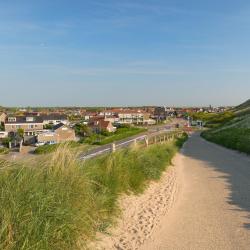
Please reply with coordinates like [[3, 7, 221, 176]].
[[17, 128, 24, 138], [74, 124, 92, 137], [16, 128, 24, 144], [44, 124, 53, 129], [2, 137, 11, 147]]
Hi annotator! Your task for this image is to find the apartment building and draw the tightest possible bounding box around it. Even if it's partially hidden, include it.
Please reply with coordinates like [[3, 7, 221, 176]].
[[100, 109, 151, 125]]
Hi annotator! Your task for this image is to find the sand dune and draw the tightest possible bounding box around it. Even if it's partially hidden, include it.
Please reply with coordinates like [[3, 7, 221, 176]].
[[92, 155, 182, 250]]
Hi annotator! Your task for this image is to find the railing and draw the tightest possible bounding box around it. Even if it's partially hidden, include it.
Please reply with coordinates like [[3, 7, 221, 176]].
[[80, 130, 184, 160]]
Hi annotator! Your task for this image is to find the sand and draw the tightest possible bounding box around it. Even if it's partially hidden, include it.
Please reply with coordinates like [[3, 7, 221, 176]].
[[92, 133, 250, 250], [91, 155, 181, 250]]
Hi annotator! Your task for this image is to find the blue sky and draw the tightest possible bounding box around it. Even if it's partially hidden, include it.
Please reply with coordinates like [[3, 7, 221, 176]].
[[0, 0, 250, 107]]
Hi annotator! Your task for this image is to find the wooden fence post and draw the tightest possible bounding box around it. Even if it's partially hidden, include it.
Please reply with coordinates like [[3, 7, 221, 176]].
[[19, 140, 23, 153], [111, 143, 116, 152]]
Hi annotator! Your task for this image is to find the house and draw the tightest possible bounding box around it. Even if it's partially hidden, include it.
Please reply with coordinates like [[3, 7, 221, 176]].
[[4, 116, 44, 136], [37, 123, 76, 144], [117, 110, 150, 124], [104, 115, 120, 124], [83, 112, 98, 121], [100, 109, 150, 125], [0, 112, 7, 124], [41, 114, 69, 126], [90, 119, 117, 133]]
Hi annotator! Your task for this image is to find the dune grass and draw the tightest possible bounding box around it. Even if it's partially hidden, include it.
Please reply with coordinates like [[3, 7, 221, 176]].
[[201, 128, 250, 154], [0, 133, 187, 250]]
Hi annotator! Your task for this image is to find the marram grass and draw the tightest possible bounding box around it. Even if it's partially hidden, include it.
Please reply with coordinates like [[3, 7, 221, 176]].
[[0, 134, 187, 250]]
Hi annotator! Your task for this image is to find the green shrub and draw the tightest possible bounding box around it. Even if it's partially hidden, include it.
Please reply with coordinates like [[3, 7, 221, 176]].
[[2, 137, 11, 147], [0, 147, 9, 154]]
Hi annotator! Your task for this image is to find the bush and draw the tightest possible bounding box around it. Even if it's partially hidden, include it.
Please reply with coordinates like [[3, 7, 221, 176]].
[[0, 147, 9, 154], [43, 124, 53, 129], [2, 137, 11, 147], [0, 135, 187, 249]]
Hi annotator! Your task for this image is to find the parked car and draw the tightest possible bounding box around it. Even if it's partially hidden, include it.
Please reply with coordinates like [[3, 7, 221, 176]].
[[35, 142, 45, 147], [45, 141, 57, 145]]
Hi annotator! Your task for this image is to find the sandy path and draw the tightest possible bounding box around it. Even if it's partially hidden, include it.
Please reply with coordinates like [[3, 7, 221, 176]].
[[140, 133, 250, 250], [92, 155, 181, 250], [93, 133, 250, 250]]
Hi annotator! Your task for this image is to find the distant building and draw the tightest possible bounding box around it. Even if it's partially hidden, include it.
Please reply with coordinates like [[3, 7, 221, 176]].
[[83, 112, 98, 121], [4, 116, 44, 136], [154, 107, 167, 121], [90, 118, 117, 133], [100, 109, 150, 125], [37, 123, 76, 144], [41, 114, 69, 126]]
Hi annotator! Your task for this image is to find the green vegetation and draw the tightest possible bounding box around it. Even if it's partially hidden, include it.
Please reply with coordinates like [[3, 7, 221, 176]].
[[16, 128, 24, 138], [202, 128, 250, 154], [43, 124, 53, 129], [0, 124, 4, 131], [84, 126, 147, 145], [190, 111, 235, 128], [2, 137, 11, 148], [201, 99, 250, 154], [0, 147, 9, 154], [233, 99, 250, 116], [34, 141, 81, 154], [0, 133, 187, 250], [74, 123, 92, 137]]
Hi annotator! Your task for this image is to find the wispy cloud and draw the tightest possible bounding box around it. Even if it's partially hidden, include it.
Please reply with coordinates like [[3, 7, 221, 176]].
[[93, 1, 186, 16], [21, 64, 190, 76]]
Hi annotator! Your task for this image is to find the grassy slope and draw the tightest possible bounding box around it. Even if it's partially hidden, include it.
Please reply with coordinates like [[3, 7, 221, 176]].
[[190, 111, 235, 128], [0, 134, 187, 250], [201, 99, 250, 154]]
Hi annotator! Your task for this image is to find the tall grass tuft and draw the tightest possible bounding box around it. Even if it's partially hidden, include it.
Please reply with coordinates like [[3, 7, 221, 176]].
[[0, 134, 187, 250]]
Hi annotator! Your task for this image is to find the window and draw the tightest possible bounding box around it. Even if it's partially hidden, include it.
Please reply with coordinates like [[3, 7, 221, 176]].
[[8, 117, 16, 122], [26, 117, 34, 122]]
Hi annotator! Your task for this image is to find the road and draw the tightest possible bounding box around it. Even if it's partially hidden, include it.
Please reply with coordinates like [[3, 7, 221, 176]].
[[79, 129, 176, 160], [79, 118, 186, 160], [140, 133, 250, 250]]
